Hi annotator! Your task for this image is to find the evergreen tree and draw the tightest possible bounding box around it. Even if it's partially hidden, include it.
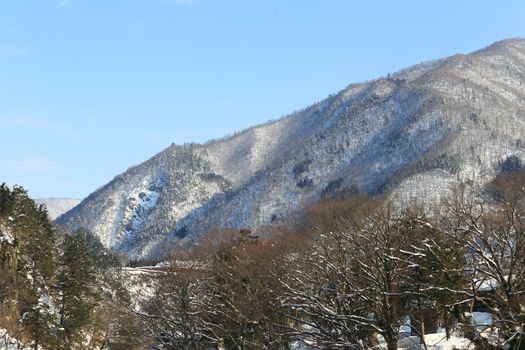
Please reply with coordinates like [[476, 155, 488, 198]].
[[399, 213, 468, 341], [75, 228, 121, 271], [0, 183, 60, 349], [57, 233, 98, 347], [1, 183, 134, 349]]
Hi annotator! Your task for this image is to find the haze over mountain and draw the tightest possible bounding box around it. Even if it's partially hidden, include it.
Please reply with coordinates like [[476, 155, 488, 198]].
[[35, 198, 82, 220], [57, 38, 525, 258]]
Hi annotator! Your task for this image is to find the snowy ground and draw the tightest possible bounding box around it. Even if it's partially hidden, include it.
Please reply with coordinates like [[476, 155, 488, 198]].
[[396, 333, 474, 350], [290, 312, 494, 350], [387, 312, 494, 350]]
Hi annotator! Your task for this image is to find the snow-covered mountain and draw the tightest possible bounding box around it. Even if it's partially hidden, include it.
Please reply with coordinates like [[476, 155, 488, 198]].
[[57, 38, 525, 258], [35, 198, 82, 220]]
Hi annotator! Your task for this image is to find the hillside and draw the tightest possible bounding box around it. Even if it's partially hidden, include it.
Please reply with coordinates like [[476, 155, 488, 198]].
[[57, 38, 525, 258]]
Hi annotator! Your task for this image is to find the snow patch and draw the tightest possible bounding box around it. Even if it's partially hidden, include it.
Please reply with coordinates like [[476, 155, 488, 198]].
[[397, 333, 474, 350], [0, 224, 15, 245]]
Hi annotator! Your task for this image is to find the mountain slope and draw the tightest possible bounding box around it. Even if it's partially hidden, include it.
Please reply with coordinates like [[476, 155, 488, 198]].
[[35, 198, 82, 220], [57, 38, 525, 258]]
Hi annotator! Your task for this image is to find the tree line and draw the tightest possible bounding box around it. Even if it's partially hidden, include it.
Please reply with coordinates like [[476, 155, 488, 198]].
[[139, 170, 525, 349], [3, 169, 525, 349]]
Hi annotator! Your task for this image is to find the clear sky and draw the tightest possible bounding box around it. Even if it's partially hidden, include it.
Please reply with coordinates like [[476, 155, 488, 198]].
[[1, 0, 524, 199]]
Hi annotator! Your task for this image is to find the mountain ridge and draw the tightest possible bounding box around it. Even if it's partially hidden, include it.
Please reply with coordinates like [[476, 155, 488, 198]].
[[57, 38, 525, 257]]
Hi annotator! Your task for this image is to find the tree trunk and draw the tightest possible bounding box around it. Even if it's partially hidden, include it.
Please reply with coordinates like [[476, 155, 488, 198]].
[[384, 330, 398, 350], [59, 294, 66, 327]]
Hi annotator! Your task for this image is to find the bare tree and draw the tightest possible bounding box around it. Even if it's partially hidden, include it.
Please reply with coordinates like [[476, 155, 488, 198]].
[[140, 249, 216, 349], [281, 197, 440, 350], [141, 229, 294, 349], [440, 173, 525, 348]]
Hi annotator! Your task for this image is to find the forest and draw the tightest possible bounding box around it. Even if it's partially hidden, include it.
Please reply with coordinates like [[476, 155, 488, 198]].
[[2, 169, 525, 349]]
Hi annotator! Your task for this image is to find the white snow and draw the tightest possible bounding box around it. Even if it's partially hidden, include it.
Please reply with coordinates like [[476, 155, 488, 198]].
[[122, 267, 157, 311], [397, 333, 474, 350], [0, 224, 15, 245], [36, 293, 57, 316]]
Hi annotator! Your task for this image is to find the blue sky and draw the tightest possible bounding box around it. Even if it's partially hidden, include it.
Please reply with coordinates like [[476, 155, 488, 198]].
[[1, 0, 524, 198]]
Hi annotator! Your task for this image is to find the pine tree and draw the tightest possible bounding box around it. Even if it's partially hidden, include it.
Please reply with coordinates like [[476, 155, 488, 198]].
[[0, 183, 60, 349], [57, 232, 98, 347]]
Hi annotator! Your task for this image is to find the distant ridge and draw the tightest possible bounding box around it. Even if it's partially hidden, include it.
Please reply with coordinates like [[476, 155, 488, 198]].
[[58, 38, 525, 258], [35, 198, 82, 220]]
